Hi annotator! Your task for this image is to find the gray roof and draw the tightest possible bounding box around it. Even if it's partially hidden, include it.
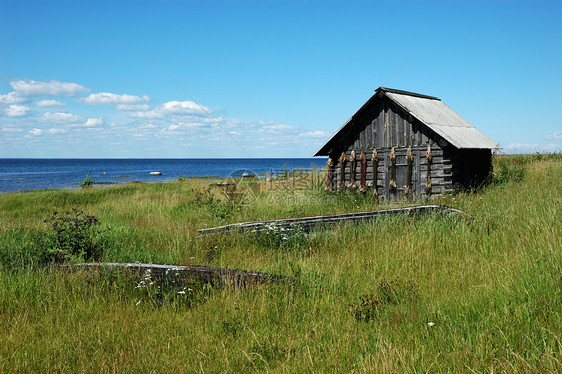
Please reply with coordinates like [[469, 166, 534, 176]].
[[314, 87, 498, 156], [385, 90, 498, 149]]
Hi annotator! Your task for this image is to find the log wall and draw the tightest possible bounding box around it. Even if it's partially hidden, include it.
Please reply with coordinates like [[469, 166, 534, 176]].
[[328, 145, 453, 199], [324, 95, 492, 198]]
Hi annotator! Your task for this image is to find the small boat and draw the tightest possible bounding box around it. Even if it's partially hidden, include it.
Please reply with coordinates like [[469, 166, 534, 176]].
[[149, 171, 162, 176]]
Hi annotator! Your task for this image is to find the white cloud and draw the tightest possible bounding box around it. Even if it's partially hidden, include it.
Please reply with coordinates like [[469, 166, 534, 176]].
[[259, 123, 296, 133], [47, 128, 67, 134], [68, 117, 104, 128], [503, 142, 538, 150], [545, 143, 562, 150], [10, 79, 89, 97], [29, 128, 43, 136], [138, 123, 157, 129], [501, 141, 562, 153], [180, 122, 208, 128], [80, 92, 149, 105], [117, 103, 150, 111], [5, 105, 31, 117], [0, 92, 26, 104], [301, 130, 331, 138], [546, 132, 562, 140], [1, 125, 23, 132], [83, 118, 103, 127], [36, 99, 66, 107], [165, 121, 209, 132], [130, 100, 208, 119], [40, 112, 82, 124]]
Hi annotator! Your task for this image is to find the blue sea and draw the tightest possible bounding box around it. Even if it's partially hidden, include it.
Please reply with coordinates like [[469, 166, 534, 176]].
[[0, 158, 326, 193]]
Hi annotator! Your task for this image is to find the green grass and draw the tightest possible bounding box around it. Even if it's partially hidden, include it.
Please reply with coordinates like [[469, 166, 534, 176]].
[[0, 154, 561, 372]]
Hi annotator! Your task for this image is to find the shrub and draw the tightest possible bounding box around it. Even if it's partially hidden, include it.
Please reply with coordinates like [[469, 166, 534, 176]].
[[33, 209, 109, 263], [492, 162, 526, 185], [192, 185, 246, 219], [254, 222, 309, 251], [79, 172, 94, 188]]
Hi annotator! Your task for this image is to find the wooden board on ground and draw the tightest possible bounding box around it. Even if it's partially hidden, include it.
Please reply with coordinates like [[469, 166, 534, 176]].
[[65, 262, 293, 288], [196, 204, 470, 237]]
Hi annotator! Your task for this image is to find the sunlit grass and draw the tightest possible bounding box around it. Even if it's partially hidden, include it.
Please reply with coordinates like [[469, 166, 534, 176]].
[[0, 154, 560, 372]]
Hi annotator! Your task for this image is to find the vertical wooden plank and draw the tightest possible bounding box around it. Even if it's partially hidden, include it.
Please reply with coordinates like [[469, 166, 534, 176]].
[[392, 105, 399, 148], [399, 111, 403, 147], [360, 151, 366, 193], [376, 106, 382, 147], [375, 110, 382, 148], [420, 125, 428, 145], [398, 107, 405, 147], [415, 149, 421, 196], [425, 145, 432, 196], [413, 121, 418, 145], [404, 114, 410, 146], [366, 120, 373, 148], [397, 111, 402, 147], [349, 150, 356, 190], [389, 105, 395, 147], [384, 100, 389, 148]]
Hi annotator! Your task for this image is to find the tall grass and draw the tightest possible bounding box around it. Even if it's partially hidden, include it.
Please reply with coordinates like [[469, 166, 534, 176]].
[[0, 154, 560, 372]]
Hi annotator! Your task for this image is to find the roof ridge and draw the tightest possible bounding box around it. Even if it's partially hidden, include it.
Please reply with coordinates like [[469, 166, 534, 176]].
[[377, 87, 441, 101]]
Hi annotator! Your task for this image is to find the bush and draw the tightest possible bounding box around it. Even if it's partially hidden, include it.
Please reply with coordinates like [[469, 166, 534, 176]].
[[33, 209, 109, 263], [492, 162, 526, 185], [79, 172, 94, 188], [254, 222, 309, 251]]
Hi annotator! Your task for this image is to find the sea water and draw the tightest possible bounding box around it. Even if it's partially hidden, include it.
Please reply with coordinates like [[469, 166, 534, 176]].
[[0, 158, 326, 193]]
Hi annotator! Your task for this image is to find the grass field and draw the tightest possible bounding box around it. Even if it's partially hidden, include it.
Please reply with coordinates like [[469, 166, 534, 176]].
[[0, 154, 560, 372]]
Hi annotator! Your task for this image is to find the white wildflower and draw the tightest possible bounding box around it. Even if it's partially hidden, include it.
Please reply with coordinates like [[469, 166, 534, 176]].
[[427, 322, 435, 327], [136, 300, 141, 306]]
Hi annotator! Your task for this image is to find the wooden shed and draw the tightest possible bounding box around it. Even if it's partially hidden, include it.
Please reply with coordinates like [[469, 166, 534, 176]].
[[315, 87, 498, 199]]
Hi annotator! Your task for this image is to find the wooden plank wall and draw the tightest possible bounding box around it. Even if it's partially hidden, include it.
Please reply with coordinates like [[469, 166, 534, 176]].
[[337, 99, 440, 151], [325, 96, 467, 198], [330, 146, 453, 198]]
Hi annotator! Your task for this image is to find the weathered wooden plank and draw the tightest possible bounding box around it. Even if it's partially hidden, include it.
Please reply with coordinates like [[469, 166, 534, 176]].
[[197, 205, 471, 237], [65, 262, 293, 288], [366, 120, 373, 147]]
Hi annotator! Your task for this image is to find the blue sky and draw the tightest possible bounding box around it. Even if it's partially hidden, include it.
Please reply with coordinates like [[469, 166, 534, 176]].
[[1, 0, 561, 158]]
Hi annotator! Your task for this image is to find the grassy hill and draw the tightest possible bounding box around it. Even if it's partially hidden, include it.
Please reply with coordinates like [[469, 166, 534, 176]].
[[0, 154, 560, 372]]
